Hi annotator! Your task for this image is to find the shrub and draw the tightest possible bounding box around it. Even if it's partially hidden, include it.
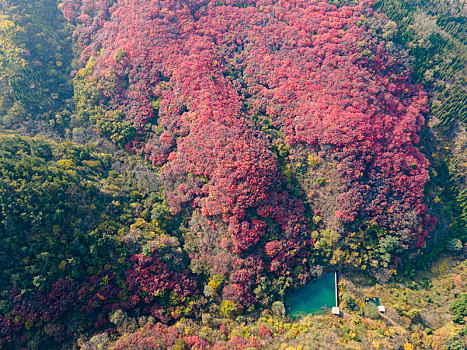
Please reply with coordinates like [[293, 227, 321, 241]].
[[172, 339, 187, 350], [220, 300, 238, 318], [451, 294, 467, 317], [452, 314, 465, 325], [363, 303, 381, 320], [406, 309, 422, 324], [342, 294, 357, 311], [445, 337, 466, 350], [271, 301, 286, 317]]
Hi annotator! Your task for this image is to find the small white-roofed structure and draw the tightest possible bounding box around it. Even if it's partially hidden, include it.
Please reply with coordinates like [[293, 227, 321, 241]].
[[332, 307, 340, 315], [378, 305, 386, 313]]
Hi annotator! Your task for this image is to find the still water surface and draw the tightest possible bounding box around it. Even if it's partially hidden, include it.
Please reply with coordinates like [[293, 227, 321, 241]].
[[287, 272, 336, 320]]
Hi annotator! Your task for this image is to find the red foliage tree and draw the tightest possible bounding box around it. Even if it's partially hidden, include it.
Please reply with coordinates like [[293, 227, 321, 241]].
[[62, 0, 432, 302]]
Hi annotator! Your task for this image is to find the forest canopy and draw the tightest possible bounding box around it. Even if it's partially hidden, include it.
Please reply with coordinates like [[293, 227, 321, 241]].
[[0, 0, 465, 349], [63, 0, 434, 287]]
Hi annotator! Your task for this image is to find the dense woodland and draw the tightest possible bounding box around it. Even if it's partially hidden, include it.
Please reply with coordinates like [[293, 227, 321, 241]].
[[0, 0, 465, 349]]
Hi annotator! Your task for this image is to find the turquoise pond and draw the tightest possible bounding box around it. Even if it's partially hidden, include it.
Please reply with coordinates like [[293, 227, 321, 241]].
[[286, 272, 336, 320]]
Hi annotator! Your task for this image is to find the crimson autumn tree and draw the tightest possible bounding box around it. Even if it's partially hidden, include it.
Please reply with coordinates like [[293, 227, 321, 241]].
[[62, 0, 433, 300]]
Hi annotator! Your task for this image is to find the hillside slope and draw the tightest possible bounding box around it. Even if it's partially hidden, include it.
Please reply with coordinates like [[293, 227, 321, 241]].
[[0, 0, 465, 349]]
